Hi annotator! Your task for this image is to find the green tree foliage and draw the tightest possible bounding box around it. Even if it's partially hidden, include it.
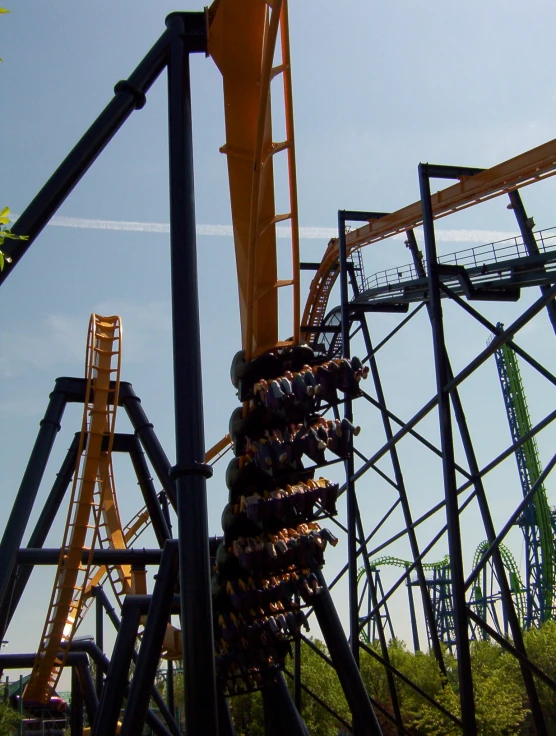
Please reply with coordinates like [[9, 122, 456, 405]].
[[147, 626, 556, 734], [0, 701, 21, 736], [522, 619, 556, 730], [0, 208, 28, 271]]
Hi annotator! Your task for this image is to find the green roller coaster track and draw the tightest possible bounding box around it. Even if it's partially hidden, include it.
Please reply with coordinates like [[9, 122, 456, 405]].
[[470, 540, 526, 627], [496, 337, 555, 622], [358, 545, 526, 641]]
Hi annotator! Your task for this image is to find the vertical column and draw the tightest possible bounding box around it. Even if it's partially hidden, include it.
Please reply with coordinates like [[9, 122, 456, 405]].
[[338, 211, 360, 671], [0, 381, 68, 616], [71, 666, 84, 736], [508, 189, 556, 335], [294, 592, 302, 712], [94, 588, 104, 697], [165, 12, 218, 736], [418, 163, 477, 735]]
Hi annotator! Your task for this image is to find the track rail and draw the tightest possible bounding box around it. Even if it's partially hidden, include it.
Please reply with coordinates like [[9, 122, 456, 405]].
[[209, 0, 300, 360], [25, 315, 122, 703], [301, 138, 556, 342]]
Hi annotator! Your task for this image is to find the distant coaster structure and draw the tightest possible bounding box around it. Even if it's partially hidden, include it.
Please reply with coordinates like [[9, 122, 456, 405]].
[[2, 2, 556, 735]]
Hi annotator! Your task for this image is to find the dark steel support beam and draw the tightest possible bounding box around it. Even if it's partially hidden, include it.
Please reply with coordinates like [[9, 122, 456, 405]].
[[410, 219, 547, 732], [71, 660, 84, 736], [120, 382, 177, 507], [338, 211, 360, 679], [92, 598, 144, 736], [466, 608, 556, 692], [312, 569, 383, 735], [0, 432, 79, 639], [363, 302, 427, 362], [406, 577, 420, 653], [352, 277, 556, 489], [16, 548, 164, 565], [346, 251, 446, 675], [359, 389, 471, 479], [262, 673, 310, 736], [126, 435, 172, 545], [75, 655, 99, 726], [165, 12, 218, 736], [120, 540, 179, 736], [0, 379, 68, 616], [355, 502, 404, 735], [93, 587, 182, 732], [438, 283, 556, 388], [358, 641, 462, 729], [167, 659, 175, 720], [293, 592, 302, 712], [508, 189, 556, 334], [447, 352, 545, 732], [160, 491, 173, 536], [93, 587, 104, 697], [419, 162, 477, 734], [283, 668, 352, 732], [466, 449, 556, 589], [70, 638, 174, 736], [217, 687, 237, 736], [0, 29, 172, 284]]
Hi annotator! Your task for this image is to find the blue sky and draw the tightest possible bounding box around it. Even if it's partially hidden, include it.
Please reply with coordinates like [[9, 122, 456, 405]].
[[2, 0, 556, 690]]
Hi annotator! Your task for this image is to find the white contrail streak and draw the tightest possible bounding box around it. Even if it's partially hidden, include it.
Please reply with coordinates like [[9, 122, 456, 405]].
[[13, 214, 518, 244]]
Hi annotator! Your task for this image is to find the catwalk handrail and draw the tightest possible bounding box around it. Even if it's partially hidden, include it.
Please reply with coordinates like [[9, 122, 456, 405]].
[[302, 140, 556, 338], [360, 226, 556, 295]]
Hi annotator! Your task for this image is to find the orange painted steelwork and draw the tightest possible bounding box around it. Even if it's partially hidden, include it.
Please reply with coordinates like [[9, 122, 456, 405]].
[[302, 137, 556, 341], [25, 315, 122, 703], [209, 0, 300, 360]]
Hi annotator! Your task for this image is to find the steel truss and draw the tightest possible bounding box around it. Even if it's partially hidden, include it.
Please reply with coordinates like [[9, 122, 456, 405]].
[[305, 178, 556, 734], [2, 7, 556, 736]]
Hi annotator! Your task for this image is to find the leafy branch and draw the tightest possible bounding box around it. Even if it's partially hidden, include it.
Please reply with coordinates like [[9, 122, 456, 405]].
[[0, 207, 28, 271]]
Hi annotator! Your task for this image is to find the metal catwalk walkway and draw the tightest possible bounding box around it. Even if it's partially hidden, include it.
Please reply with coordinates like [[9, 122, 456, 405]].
[[353, 226, 556, 306]]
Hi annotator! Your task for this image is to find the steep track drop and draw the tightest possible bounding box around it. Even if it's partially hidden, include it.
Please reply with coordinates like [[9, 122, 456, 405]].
[[25, 315, 122, 703]]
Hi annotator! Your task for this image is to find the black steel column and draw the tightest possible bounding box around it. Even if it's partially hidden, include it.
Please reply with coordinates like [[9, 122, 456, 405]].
[[126, 436, 172, 545], [418, 163, 477, 734], [508, 189, 556, 334], [71, 664, 85, 736], [217, 687, 237, 736], [71, 639, 175, 736], [0, 29, 172, 285], [294, 593, 302, 712], [355, 504, 403, 735], [120, 541, 179, 736], [120, 383, 177, 508], [165, 12, 218, 736], [0, 433, 79, 639], [406, 577, 421, 653], [92, 598, 144, 736], [167, 660, 174, 719], [338, 211, 360, 671], [349, 231, 446, 674], [408, 226, 547, 733], [262, 674, 310, 736], [312, 569, 383, 736], [94, 588, 104, 697], [0, 380, 67, 613]]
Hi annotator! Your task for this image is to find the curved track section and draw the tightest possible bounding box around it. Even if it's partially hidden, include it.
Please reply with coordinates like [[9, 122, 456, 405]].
[[301, 139, 556, 344], [470, 540, 526, 628], [77, 434, 234, 627], [208, 0, 300, 360], [358, 555, 451, 579], [25, 315, 122, 703]]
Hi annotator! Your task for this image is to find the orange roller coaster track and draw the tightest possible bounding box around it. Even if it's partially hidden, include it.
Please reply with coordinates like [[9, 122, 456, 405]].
[[301, 137, 556, 342], [209, 0, 300, 360], [25, 315, 122, 704]]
